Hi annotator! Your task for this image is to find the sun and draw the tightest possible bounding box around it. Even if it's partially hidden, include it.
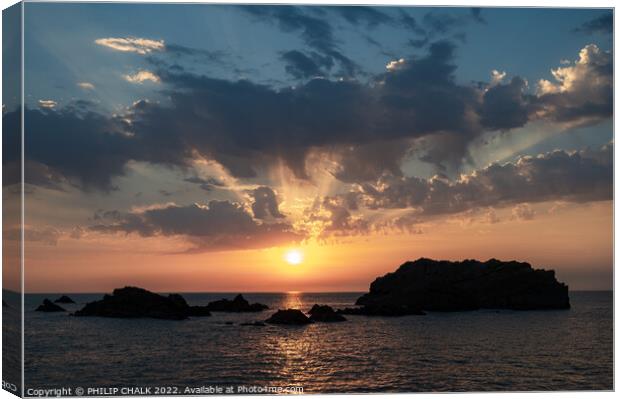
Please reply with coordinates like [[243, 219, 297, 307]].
[[284, 249, 304, 265]]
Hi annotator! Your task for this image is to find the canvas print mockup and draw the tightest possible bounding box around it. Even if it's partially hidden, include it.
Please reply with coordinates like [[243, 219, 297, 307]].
[[2, 2, 614, 396]]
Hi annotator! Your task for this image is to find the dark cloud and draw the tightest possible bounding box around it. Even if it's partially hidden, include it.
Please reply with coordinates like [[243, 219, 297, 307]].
[[280, 50, 332, 79], [4, 160, 68, 190], [398, 10, 426, 35], [90, 201, 302, 252], [376, 41, 482, 169], [332, 139, 409, 183], [358, 143, 613, 215], [7, 43, 611, 191], [5, 226, 61, 245], [480, 77, 531, 130], [3, 106, 130, 191], [142, 40, 481, 176], [250, 186, 285, 219], [310, 143, 611, 236], [184, 176, 226, 191], [378, 212, 424, 234], [417, 10, 486, 44], [241, 5, 360, 78], [93, 209, 122, 221], [573, 13, 613, 35], [164, 44, 227, 61], [144, 43, 231, 74], [242, 6, 333, 52], [126, 70, 373, 180]]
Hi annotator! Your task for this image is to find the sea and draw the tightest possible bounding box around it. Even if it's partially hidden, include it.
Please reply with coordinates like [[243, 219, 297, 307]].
[[3, 291, 613, 393]]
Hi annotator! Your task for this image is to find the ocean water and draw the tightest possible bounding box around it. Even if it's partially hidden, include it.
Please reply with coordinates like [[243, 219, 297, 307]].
[[17, 291, 613, 393]]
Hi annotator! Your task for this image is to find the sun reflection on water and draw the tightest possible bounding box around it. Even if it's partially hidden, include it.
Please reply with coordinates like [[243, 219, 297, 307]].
[[284, 291, 304, 310]]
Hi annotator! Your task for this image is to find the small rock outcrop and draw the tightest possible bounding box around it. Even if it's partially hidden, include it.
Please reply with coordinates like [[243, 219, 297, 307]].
[[206, 294, 268, 312], [73, 287, 211, 320], [338, 305, 425, 317], [308, 304, 347, 322], [356, 258, 570, 311], [265, 309, 312, 325], [36, 299, 66, 312], [54, 295, 75, 304]]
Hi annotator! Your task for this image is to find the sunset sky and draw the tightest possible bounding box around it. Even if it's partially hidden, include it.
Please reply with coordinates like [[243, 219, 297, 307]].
[[2, 4, 613, 292]]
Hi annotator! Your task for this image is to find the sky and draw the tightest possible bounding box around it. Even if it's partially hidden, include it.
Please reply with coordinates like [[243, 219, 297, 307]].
[[2, 3, 613, 292]]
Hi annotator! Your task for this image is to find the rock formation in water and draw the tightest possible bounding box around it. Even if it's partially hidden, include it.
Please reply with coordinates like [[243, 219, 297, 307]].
[[35, 299, 66, 312], [265, 309, 312, 325], [308, 304, 347, 322], [206, 294, 269, 312], [356, 258, 570, 311], [54, 295, 75, 304], [73, 287, 211, 320]]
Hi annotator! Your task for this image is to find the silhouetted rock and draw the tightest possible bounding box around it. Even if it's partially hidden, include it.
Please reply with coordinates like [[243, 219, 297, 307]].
[[54, 295, 75, 304], [73, 286, 211, 320], [265, 309, 312, 325], [356, 258, 570, 311], [36, 299, 65, 312], [241, 321, 267, 327], [338, 305, 425, 317], [207, 294, 268, 312], [308, 304, 347, 322]]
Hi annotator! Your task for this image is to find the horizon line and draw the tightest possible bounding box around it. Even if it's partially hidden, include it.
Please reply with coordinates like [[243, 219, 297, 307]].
[[4, 289, 614, 295]]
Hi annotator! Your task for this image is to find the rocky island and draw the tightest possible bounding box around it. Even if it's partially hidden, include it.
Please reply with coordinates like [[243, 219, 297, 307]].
[[308, 305, 346, 322], [355, 258, 570, 312], [73, 287, 212, 320], [206, 294, 269, 312], [54, 295, 75, 304], [36, 299, 66, 312], [265, 309, 312, 325]]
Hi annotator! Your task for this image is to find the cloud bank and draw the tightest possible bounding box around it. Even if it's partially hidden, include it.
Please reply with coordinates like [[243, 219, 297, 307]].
[[90, 201, 302, 252]]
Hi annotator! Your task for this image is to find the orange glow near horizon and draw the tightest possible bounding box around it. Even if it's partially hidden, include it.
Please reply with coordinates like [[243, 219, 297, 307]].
[[14, 200, 613, 294]]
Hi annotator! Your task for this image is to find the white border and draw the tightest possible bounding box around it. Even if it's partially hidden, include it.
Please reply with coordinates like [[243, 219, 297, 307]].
[[0, 1, 617, 399]]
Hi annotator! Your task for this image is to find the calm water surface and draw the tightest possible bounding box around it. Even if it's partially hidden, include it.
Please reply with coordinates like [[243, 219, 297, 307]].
[[19, 291, 612, 393]]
